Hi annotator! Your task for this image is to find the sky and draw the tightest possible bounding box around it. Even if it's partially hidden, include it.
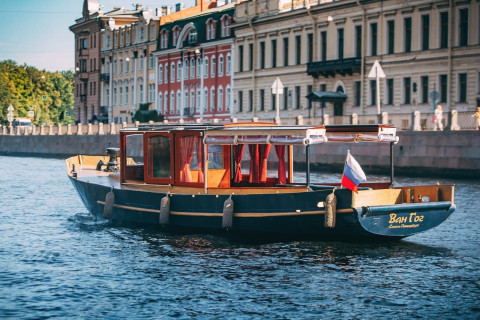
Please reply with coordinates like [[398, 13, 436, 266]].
[[0, 0, 195, 72]]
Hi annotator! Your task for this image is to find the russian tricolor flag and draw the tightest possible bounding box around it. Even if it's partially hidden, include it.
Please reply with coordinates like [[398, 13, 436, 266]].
[[341, 151, 367, 193]]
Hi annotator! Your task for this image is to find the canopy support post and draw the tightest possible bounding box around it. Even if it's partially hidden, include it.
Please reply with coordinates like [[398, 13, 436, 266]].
[[306, 144, 311, 188], [390, 141, 394, 188], [204, 143, 208, 194]]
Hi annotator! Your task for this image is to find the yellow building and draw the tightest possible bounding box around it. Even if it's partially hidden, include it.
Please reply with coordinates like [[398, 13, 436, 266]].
[[233, 0, 480, 121]]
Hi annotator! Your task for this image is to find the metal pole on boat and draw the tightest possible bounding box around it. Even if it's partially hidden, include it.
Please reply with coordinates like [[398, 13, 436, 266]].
[[390, 141, 394, 188], [306, 144, 311, 188], [204, 142, 208, 194]]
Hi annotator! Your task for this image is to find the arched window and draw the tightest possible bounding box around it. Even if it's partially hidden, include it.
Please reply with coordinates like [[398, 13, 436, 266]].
[[176, 90, 181, 114], [221, 15, 231, 37], [171, 63, 175, 82], [125, 86, 129, 106], [184, 59, 189, 78], [196, 89, 201, 113], [158, 65, 163, 83], [196, 58, 201, 78], [204, 57, 209, 78], [226, 85, 231, 111], [203, 88, 208, 112], [164, 90, 168, 114], [190, 89, 195, 114], [164, 63, 168, 84], [190, 58, 195, 79], [211, 56, 216, 77], [226, 54, 231, 76], [218, 86, 223, 111], [177, 61, 182, 81], [170, 91, 175, 114], [119, 86, 123, 105], [210, 86, 215, 111], [218, 55, 224, 76], [158, 92, 163, 113]]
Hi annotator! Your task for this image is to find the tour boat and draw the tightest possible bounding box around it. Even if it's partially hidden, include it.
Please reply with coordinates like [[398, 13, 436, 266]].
[[66, 123, 455, 241]]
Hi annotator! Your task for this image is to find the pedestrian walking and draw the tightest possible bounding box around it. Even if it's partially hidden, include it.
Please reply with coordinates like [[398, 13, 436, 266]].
[[434, 104, 444, 131], [473, 107, 480, 130]]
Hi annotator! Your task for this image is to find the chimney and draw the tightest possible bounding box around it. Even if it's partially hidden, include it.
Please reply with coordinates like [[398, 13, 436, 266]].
[[155, 8, 162, 16], [162, 5, 172, 15], [135, 4, 142, 10]]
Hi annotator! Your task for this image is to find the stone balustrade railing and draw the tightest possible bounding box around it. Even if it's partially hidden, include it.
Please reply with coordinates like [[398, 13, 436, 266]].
[[1, 110, 477, 136]]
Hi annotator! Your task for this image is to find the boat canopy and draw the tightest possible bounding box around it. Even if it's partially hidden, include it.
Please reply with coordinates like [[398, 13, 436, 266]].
[[204, 125, 327, 146], [325, 125, 398, 143]]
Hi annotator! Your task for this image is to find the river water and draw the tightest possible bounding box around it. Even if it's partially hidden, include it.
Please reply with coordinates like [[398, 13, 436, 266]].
[[0, 156, 479, 319]]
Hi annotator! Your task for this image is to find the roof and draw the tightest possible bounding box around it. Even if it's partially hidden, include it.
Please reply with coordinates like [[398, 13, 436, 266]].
[[306, 91, 347, 103]]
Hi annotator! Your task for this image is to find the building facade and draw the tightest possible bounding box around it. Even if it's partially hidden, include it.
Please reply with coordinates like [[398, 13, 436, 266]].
[[70, 0, 103, 124], [233, 0, 480, 122], [154, 1, 235, 122], [99, 5, 163, 124]]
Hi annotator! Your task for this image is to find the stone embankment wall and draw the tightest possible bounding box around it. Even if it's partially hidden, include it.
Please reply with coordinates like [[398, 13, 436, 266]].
[[0, 128, 478, 179]]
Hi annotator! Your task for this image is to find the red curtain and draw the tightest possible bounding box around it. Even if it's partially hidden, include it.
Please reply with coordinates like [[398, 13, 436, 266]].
[[275, 145, 286, 184], [180, 136, 194, 182], [249, 144, 271, 183], [233, 144, 244, 183], [196, 137, 204, 183]]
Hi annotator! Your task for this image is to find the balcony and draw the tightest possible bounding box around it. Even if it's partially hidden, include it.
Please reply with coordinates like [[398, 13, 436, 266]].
[[307, 58, 361, 78], [100, 73, 110, 82]]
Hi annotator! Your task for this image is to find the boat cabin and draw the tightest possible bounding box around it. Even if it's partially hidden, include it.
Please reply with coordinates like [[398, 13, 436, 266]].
[[119, 123, 397, 192]]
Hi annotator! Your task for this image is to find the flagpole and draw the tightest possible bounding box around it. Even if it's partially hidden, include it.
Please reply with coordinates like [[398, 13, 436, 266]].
[[341, 150, 350, 189]]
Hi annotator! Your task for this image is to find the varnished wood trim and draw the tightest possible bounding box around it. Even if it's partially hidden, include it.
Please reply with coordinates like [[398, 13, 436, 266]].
[[97, 201, 354, 217]]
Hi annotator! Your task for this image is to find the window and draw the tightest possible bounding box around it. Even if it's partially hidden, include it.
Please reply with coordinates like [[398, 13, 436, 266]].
[[184, 60, 188, 78], [422, 15, 430, 50], [259, 89, 265, 111], [370, 80, 376, 105], [147, 135, 172, 183], [387, 20, 395, 54], [238, 91, 243, 112], [458, 73, 467, 102], [173, 27, 179, 46], [171, 91, 175, 114], [204, 58, 209, 78], [177, 61, 181, 81], [238, 45, 244, 72], [307, 85, 313, 110], [387, 79, 394, 105], [160, 30, 168, 49], [125, 86, 129, 105], [260, 41, 266, 69], [81, 38, 87, 49], [404, 17, 412, 53], [211, 56, 216, 77], [283, 37, 289, 66], [176, 91, 180, 114], [190, 89, 195, 112], [404, 77, 411, 104], [149, 55, 155, 69], [140, 55, 144, 71], [150, 24, 156, 39], [113, 87, 117, 106], [226, 54, 231, 76], [125, 57, 129, 73], [319, 32, 326, 61], [248, 90, 253, 112], [171, 63, 175, 82], [283, 87, 288, 110], [164, 63, 168, 84], [249, 43, 253, 71], [219, 55, 224, 76], [440, 12, 449, 49], [149, 84, 155, 103], [218, 87, 223, 111], [131, 85, 134, 104], [221, 15, 231, 37], [421, 76, 429, 104], [197, 58, 201, 78], [140, 25, 144, 40], [119, 87, 123, 105], [271, 39, 277, 68], [295, 35, 301, 65], [226, 86, 231, 111], [196, 89, 201, 113], [139, 84, 144, 103], [354, 81, 361, 106], [203, 88, 208, 112], [370, 23, 378, 56], [210, 87, 215, 111], [459, 9, 469, 46], [355, 25, 362, 58], [206, 19, 215, 40], [158, 93, 163, 113], [337, 28, 344, 59], [190, 58, 195, 79], [440, 75, 448, 103], [295, 86, 301, 109]]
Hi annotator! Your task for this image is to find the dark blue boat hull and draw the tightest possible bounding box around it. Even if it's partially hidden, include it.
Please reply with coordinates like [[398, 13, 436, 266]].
[[69, 177, 454, 241]]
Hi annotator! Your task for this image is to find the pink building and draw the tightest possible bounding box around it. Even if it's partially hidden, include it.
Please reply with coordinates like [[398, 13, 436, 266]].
[[154, 2, 235, 122]]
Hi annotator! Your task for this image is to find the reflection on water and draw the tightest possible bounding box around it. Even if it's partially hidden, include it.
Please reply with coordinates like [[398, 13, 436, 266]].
[[0, 156, 479, 319]]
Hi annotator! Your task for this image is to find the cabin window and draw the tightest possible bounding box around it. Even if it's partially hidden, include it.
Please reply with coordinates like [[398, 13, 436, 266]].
[[178, 135, 205, 184], [144, 132, 174, 184], [122, 133, 144, 182], [149, 136, 171, 179], [208, 145, 223, 169]]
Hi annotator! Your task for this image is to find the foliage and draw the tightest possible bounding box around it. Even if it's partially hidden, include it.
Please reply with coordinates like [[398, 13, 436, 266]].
[[0, 60, 74, 125], [133, 103, 164, 123]]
